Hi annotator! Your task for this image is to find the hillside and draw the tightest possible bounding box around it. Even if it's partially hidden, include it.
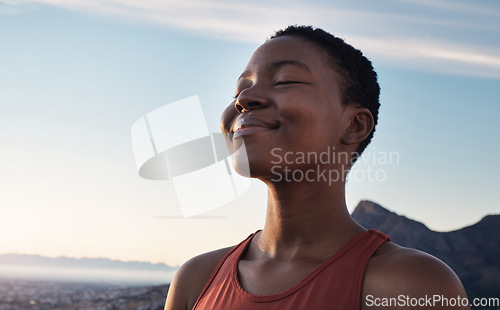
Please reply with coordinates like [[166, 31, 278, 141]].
[[352, 200, 500, 298]]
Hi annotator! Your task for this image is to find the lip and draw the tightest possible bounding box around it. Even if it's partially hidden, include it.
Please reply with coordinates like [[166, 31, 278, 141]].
[[231, 117, 278, 138]]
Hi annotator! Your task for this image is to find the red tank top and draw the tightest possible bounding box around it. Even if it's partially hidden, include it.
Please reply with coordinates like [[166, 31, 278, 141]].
[[193, 229, 389, 310]]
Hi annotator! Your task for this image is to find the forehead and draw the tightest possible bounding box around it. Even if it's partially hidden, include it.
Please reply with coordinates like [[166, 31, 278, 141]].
[[244, 35, 333, 77]]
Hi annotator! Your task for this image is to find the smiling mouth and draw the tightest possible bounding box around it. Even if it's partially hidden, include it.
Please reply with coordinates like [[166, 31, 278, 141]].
[[233, 126, 273, 138], [231, 117, 279, 138]]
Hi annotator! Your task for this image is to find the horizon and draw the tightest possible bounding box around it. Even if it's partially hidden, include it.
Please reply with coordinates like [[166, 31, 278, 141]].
[[1, 0, 499, 266], [1, 200, 498, 266], [0, 252, 178, 267]]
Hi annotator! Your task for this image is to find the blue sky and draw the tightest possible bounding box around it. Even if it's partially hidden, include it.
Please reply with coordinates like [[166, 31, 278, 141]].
[[1, 0, 499, 266]]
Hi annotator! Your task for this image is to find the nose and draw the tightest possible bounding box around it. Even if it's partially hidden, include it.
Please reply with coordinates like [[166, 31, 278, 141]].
[[234, 87, 267, 113]]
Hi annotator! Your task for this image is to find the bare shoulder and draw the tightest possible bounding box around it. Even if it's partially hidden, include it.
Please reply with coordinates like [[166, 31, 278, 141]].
[[164, 246, 233, 310], [362, 241, 470, 310]]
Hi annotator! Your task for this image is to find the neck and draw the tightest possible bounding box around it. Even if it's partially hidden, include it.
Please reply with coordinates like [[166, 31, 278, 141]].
[[256, 178, 364, 259]]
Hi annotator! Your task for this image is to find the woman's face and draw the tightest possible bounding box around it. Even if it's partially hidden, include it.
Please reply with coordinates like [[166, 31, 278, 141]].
[[221, 35, 352, 180]]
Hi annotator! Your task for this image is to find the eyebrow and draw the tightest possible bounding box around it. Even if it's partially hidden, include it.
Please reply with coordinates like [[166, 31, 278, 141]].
[[237, 59, 312, 81]]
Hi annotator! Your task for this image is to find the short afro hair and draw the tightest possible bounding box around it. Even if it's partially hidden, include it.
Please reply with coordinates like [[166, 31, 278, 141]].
[[270, 25, 380, 162]]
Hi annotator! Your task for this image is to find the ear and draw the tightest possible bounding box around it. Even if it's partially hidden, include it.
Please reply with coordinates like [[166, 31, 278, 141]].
[[341, 107, 374, 146]]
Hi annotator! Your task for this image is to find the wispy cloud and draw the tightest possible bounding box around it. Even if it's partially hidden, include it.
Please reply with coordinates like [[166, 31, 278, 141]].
[[3, 0, 500, 78], [349, 36, 500, 78], [398, 0, 500, 17]]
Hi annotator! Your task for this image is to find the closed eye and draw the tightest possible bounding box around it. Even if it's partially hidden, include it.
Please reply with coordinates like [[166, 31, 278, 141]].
[[275, 81, 301, 85]]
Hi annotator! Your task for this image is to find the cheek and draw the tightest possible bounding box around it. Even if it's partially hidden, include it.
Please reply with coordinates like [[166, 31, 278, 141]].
[[281, 102, 344, 148]]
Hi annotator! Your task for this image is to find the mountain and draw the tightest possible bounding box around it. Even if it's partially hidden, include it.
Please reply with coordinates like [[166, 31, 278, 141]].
[[0, 254, 178, 271], [0, 254, 179, 285], [352, 200, 500, 298]]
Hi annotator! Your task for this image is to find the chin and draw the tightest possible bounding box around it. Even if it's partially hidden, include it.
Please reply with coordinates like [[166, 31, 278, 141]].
[[227, 137, 280, 179], [232, 162, 252, 178], [229, 142, 251, 177], [231, 154, 277, 179]]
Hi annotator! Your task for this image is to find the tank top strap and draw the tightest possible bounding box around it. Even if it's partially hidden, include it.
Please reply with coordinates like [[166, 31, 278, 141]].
[[350, 229, 390, 309], [192, 231, 259, 309]]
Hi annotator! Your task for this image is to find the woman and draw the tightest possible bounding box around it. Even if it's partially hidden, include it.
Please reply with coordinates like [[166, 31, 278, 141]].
[[165, 25, 469, 310]]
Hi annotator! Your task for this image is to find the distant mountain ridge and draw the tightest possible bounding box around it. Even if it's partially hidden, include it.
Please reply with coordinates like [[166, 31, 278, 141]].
[[2, 202, 498, 295], [0, 254, 178, 271], [351, 200, 500, 298]]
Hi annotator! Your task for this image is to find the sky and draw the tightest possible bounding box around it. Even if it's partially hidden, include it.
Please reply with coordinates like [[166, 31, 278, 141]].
[[1, 0, 499, 267]]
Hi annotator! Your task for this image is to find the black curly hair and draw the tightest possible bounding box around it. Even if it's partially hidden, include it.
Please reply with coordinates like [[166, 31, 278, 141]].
[[270, 25, 380, 162]]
